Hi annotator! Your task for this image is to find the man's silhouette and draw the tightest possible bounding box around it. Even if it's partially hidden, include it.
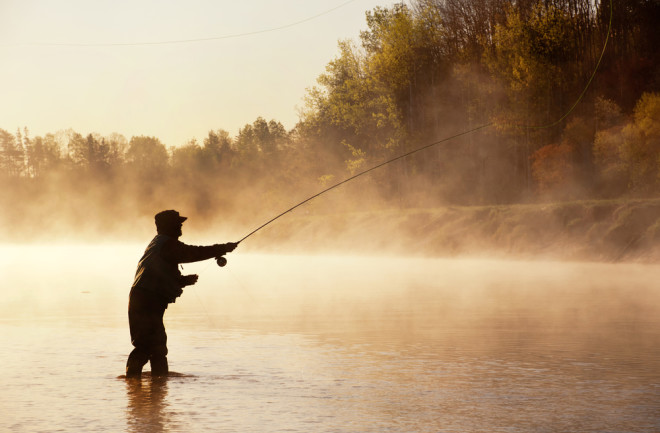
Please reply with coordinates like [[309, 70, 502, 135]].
[[126, 210, 237, 378]]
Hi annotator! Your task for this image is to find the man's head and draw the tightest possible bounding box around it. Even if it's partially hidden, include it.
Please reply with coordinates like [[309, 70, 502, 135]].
[[155, 210, 187, 238]]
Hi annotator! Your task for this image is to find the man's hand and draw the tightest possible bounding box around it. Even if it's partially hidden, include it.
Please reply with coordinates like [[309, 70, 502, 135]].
[[224, 242, 238, 252], [214, 242, 238, 256], [181, 274, 199, 287]]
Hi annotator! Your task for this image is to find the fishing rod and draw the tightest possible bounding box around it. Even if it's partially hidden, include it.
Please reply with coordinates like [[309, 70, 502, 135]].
[[235, 123, 492, 245], [208, 124, 482, 268], [210, 123, 491, 267], [228, 0, 613, 251]]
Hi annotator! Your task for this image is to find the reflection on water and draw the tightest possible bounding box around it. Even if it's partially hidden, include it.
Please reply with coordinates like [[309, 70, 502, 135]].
[[0, 245, 659, 432], [126, 377, 169, 433]]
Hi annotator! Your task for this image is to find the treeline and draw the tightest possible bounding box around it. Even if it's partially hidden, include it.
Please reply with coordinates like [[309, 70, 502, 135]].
[[298, 0, 660, 204], [1, 0, 659, 240], [0, 121, 317, 238]]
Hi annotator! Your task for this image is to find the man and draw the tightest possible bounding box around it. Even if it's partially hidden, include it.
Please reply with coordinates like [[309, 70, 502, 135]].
[[126, 209, 237, 378]]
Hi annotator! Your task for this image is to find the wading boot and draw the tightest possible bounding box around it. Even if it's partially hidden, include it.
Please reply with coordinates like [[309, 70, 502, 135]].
[[126, 348, 149, 379], [150, 356, 169, 377]]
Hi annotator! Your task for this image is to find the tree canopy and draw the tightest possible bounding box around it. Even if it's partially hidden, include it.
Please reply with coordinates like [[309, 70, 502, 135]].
[[1, 0, 659, 239]]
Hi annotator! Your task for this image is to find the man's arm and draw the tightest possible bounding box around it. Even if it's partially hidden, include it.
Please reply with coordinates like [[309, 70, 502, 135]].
[[162, 239, 238, 264]]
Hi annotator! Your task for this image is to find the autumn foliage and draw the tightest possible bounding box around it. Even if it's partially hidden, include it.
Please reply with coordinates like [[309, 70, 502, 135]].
[[1, 0, 659, 240]]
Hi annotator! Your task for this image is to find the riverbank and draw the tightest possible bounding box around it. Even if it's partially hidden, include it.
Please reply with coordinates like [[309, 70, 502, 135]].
[[1, 198, 657, 263], [245, 198, 660, 263]]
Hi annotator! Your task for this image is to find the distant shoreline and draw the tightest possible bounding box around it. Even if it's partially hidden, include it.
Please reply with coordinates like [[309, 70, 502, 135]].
[[1, 199, 658, 264], [244, 198, 660, 263]]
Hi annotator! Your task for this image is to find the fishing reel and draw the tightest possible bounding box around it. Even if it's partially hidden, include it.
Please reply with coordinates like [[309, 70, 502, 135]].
[[216, 256, 227, 267]]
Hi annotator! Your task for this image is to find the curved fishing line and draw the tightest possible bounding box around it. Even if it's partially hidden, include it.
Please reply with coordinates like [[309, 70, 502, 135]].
[[187, 283, 251, 358], [4, 0, 359, 47], [237, 0, 613, 244], [192, 0, 614, 352], [508, 0, 613, 130]]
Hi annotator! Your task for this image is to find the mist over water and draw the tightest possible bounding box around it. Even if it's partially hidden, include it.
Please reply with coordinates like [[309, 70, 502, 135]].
[[2, 1, 658, 429], [1, 244, 659, 432]]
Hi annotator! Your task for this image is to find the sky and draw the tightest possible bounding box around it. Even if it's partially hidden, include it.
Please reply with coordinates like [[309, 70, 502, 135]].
[[0, 0, 397, 147]]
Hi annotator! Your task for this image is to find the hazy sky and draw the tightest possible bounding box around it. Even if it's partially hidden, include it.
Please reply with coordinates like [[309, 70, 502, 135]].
[[1, 0, 395, 147]]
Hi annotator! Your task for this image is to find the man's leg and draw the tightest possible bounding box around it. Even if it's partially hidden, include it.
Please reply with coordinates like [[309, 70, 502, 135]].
[[149, 307, 169, 377], [126, 306, 152, 378], [127, 292, 164, 378], [126, 347, 150, 378], [150, 348, 169, 377]]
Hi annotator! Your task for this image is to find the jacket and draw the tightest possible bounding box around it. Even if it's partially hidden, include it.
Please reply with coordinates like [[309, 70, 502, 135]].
[[130, 234, 227, 303]]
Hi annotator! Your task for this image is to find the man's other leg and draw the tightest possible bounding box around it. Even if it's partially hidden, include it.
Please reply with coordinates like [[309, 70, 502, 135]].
[[126, 347, 150, 378], [149, 308, 169, 377]]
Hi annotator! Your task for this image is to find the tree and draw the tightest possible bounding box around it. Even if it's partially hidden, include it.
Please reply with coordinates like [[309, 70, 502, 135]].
[[482, 3, 580, 195], [593, 92, 660, 195], [531, 142, 575, 197], [234, 123, 259, 161], [67, 133, 115, 173], [312, 39, 372, 148], [361, 3, 421, 143], [125, 136, 169, 173], [0, 128, 24, 178], [171, 139, 203, 174], [530, 117, 591, 198], [487, 2, 577, 125], [104, 133, 128, 167], [620, 92, 660, 192], [597, 0, 660, 109], [234, 117, 288, 162], [26, 134, 62, 178], [202, 129, 233, 170], [20, 128, 32, 177]]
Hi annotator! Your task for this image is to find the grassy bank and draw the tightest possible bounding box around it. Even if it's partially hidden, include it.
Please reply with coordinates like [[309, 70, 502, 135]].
[[244, 198, 660, 262]]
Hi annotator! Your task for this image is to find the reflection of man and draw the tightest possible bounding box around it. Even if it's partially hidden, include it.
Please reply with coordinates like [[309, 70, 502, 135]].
[[126, 210, 237, 378], [125, 376, 168, 433]]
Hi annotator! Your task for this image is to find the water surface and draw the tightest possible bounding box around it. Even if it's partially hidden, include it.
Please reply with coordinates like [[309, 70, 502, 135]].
[[1, 245, 658, 432]]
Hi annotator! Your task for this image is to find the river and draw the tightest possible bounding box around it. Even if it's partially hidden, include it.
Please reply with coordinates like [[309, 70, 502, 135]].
[[1, 244, 658, 432]]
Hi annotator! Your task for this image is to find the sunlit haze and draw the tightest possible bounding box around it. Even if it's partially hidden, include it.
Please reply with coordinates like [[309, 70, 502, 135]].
[[1, 1, 659, 430], [1, 0, 393, 146]]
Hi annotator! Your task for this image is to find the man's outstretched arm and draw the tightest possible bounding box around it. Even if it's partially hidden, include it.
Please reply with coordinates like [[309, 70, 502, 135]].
[[162, 240, 238, 264]]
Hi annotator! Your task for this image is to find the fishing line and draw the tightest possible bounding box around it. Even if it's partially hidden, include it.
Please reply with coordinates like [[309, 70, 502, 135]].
[[190, 0, 612, 321], [236, 0, 613, 244], [225, 267, 279, 324], [187, 283, 252, 359], [4, 0, 360, 48], [188, 0, 613, 361], [509, 0, 613, 130]]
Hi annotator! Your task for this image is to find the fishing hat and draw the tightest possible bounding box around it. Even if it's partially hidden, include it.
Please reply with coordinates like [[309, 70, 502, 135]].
[[155, 209, 187, 228]]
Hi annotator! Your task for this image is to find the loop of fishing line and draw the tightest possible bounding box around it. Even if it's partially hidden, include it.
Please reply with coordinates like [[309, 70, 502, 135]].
[[237, 0, 613, 244], [193, 0, 613, 339]]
